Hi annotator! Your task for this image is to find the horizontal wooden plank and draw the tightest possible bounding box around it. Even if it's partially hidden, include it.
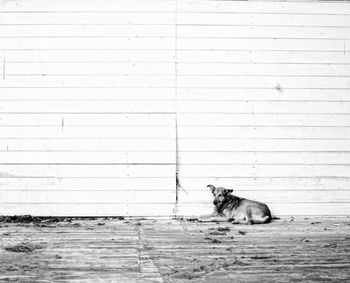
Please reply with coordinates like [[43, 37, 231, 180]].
[[177, 126, 350, 139], [0, 12, 174, 25], [0, 101, 175, 113], [177, 101, 350, 114], [0, 37, 175, 49], [177, 190, 350, 204], [178, 38, 346, 51], [2, 62, 174, 75], [3, 151, 349, 165], [178, 164, 350, 178], [2, 126, 348, 139], [0, 114, 175, 126], [2, 25, 348, 39], [0, 0, 174, 12], [2, 39, 347, 53], [3, 101, 348, 114], [0, 151, 175, 164], [3, 11, 349, 27], [0, 77, 175, 88], [178, 139, 350, 151], [177, 202, 350, 216], [177, 63, 350, 77], [177, 26, 349, 39], [178, 76, 350, 89], [0, 139, 175, 151], [1, 113, 348, 127], [0, 164, 175, 177], [0, 203, 175, 216], [0, 190, 175, 203], [0, 126, 175, 139], [0, 50, 175, 63], [177, 50, 350, 64], [0, 177, 174, 191], [3, 88, 350, 102], [176, 89, 350, 102], [0, 25, 174, 37], [178, 114, 350, 127], [0, 129, 350, 140], [177, 1, 350, 15], [0, 88, 175, 100], [178, 152, 350, 165], [3, 50, 349, 64], [178, 177, 350, 191], [178, 13, 350, 27]]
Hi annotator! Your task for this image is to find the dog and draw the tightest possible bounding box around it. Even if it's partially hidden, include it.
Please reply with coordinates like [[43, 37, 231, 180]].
[[200, 185, 271, 224]]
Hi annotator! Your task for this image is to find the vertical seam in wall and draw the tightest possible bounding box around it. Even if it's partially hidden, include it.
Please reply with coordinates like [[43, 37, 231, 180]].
[[2, 57, 5, 80], [174, 0, 179, 215]]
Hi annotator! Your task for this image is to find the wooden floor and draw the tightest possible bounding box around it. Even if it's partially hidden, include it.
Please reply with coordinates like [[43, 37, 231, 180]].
[[0, 216, 349, 282]]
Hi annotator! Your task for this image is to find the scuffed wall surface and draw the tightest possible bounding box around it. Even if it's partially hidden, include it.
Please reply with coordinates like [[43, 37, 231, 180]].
[[0, 0, 177, 216], [175, 0, 350, 216]]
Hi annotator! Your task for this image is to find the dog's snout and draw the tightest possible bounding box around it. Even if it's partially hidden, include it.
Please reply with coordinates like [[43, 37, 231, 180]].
[[213, 200, 217, 205]]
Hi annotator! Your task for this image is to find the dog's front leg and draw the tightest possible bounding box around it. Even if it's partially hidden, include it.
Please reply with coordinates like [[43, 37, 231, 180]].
[[199, 213, 228, 222], [198, 210, 221, 220], [230, 219, 253, 225], [199, 213, 218, 219], [204, 216, 229, 222]]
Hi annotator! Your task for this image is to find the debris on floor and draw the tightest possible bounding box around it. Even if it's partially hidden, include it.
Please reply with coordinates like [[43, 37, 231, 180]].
[[5, 243, 42, 253], [217, 227, 231, 232], [324, 243, 337, 248], [0, 215, 61, 224], [208, 231, 226, 236], [0, 216, 349, 282], [168, 257, 249, 279], [300, 237, 311, 242], [204, 236, 222, 244]]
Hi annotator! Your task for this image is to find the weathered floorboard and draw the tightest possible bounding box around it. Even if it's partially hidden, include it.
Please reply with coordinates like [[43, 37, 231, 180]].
[[0, 216, 349, 282]]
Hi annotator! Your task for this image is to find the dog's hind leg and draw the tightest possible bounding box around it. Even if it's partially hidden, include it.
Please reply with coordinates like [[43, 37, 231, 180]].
[[251, 215, 271, 224], [245, 207, 254, 225]]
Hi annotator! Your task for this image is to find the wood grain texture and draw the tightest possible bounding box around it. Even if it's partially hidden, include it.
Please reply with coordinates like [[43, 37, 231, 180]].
[[175, 0, 350, 216], [0, 0, 176, 216], [0, 217, 349, 281], [1, 0, 350, 216]]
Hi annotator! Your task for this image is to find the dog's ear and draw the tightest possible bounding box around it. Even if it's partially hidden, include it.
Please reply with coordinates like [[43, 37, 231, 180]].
[[224, 189, 233, 195], [207, 184, 216, 194]]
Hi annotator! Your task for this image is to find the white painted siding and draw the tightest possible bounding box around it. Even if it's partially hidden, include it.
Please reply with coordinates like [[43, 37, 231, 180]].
[[175, 0, 350, 216], [1, 0, 350, 217], [0, 0, 177, 216]]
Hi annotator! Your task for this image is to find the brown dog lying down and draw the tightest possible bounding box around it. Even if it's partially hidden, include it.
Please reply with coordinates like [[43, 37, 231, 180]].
[[200, 185, 271, 224]]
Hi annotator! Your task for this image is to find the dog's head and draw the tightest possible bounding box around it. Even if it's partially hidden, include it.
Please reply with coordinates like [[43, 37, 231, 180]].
[[207, 184, 233, 207]]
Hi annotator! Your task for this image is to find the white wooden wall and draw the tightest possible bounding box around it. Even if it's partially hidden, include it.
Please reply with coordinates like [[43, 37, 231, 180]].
[[0, 0, 349, 216], [175, 0, 350, 216], [0, 0, 177, 216]]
